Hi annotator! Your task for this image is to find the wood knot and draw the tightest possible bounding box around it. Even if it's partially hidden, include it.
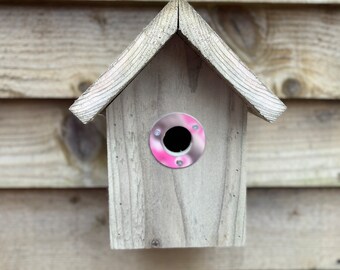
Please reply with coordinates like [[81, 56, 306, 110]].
[[69, 195, 81, 204], [315, 110, 334, 123], [78, 81, 93, 93], [214, 7, 259, 56], [282, 78, 302, 97], [95, 214, 107, 226], [62, 114, 103, 162], [91, 13, 108, 32], [151, 239, 161, 248]]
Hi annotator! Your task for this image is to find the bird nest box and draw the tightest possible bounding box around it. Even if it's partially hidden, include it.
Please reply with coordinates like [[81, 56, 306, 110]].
[[70, 0, 286, 250]]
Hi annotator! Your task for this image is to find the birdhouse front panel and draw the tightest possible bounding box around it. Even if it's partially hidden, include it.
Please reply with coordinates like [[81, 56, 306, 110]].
[[106, 36, 247, 249]]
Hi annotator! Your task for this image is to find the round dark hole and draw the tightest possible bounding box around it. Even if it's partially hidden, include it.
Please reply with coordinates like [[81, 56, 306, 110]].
[[163, 126, 192, 153]]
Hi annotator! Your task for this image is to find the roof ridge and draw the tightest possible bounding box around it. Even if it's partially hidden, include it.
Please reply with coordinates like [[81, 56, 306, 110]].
[[70, 0, 285, 124]]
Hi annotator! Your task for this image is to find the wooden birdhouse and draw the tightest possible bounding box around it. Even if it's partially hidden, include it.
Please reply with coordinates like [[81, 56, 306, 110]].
[[70, 0, 286, 250]]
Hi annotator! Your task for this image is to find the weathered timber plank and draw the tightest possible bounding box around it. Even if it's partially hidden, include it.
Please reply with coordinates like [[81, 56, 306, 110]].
[[0, 188, 339, 270], [203, 6, 340, 99], [106, 36, 247, 248], [0, 100, 107, 187], [0, 6, 339, 99], [248, 100, 340, 186], [0, 100, 339, 187], [0, 6, 159, 98]]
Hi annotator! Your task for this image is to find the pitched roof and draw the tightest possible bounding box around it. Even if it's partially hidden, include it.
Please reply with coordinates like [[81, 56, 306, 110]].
[[70, 0, 286, 124]]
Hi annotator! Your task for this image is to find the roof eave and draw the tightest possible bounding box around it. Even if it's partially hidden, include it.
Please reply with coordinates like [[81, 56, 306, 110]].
[[69, 0, 179, 124], [70, 0, 286, 124], [177, 0, 286, 122]]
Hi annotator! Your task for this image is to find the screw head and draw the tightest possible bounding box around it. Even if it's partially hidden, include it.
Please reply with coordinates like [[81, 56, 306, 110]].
[[154, 129, 161, 137], [176, 160, 183, 166], [151, 239, 160, 248], [192, 124, 199, 130]]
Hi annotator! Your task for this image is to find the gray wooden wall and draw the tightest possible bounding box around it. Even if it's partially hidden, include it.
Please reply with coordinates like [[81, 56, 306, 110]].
[[0, 1, 339, 269]]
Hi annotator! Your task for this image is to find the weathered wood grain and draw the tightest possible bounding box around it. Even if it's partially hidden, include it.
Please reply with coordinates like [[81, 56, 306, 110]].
[[204, 6, 340, 99], [248, 100, 340, 187], [0, 188, 339, 270], [179, 0, 285, 122], [70, 0, 178, 124], [0, 100, 339, 188], [72, 0, 285, 124], [0, 100, 107, 187], [0, 6, 339, 99], [106, 36, 247, 249]]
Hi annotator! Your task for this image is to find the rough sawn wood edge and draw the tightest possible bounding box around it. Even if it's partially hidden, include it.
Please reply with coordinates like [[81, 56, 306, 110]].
[[178, 0, 286, 122], [69, 0, 179, 124]]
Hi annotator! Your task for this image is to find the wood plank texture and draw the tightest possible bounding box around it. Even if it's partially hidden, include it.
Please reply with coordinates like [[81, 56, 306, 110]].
[[0, 6, 339, 99], [179, 0, 286, 123], [0, 188, 339, 270], [0, 100, 339, 187], [248, 100, 340, 186], [0, 100, 107, 187], [70, 0, 178, 124], [106, 36, 247, 249]]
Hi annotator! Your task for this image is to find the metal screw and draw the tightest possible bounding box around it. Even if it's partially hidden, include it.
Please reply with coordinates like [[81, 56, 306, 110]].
[[192, 124, 199, 130], [151, 239, 161, 248], [176, 160, 183, 166], [154, 129, 161, 137]]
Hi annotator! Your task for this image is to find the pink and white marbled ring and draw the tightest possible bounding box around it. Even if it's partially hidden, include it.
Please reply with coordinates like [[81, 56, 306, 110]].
[[149, 112, 206, 169]]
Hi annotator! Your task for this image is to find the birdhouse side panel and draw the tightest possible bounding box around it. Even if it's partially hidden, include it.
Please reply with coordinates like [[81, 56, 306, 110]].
[[106, 35, 247, 249]]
